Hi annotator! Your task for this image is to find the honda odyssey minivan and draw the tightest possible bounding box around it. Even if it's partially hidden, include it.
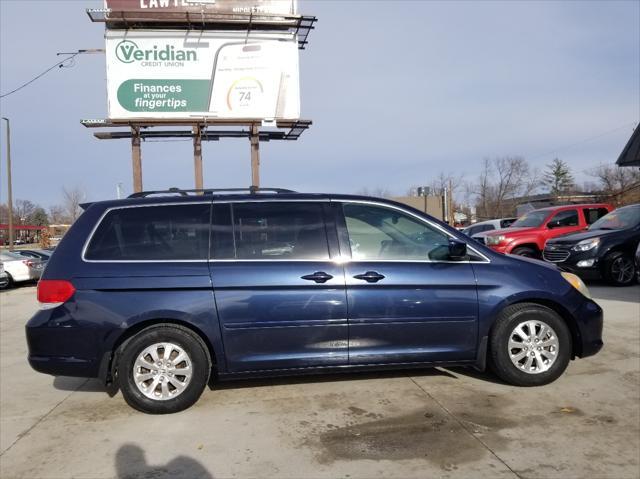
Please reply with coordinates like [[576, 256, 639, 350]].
[[26, 188, 603, 414]]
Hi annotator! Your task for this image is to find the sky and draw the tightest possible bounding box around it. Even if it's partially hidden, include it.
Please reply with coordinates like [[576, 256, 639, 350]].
[[0, 0, 638, 208]]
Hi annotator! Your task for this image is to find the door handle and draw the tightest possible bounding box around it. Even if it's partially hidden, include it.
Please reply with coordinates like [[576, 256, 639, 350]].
[[353, 271, 386, 283], [301, 272, 334, 283]]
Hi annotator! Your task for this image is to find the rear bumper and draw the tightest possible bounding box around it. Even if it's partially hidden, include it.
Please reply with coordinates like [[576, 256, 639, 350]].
[[26, 308, 101, 378]]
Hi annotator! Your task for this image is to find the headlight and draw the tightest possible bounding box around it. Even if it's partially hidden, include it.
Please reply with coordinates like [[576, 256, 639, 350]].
[[561, 272, 591, 299], [486, 235, 506, 246], [573, 238, 600, 252]]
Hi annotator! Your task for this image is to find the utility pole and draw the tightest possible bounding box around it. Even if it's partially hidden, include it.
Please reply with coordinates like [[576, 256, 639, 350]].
[[2, 118, 13, 248]]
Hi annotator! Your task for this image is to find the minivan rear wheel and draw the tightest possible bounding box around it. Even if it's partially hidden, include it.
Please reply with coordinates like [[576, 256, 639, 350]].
[[118, 324, 210, 414], [488, 303, 571, 386]]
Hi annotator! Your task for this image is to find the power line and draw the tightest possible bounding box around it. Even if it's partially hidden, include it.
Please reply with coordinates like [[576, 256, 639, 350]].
[[528, 122, 637, 163], [0, 49, 104, 100]]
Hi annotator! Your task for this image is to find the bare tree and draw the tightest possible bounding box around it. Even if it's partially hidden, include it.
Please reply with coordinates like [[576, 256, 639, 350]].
[[48, 205, 68, 224], [62, 186, 86, 223], [471, 156, 540, 219], [588, 164, 640, 205], [14, 199, 37, 224]]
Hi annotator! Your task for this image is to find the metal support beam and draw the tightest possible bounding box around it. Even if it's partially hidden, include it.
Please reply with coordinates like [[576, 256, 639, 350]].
[[193, 125, 203, 190], [250, 124, 260, 189], [2, 118, 13, 248], [131, 126, 143, 193]]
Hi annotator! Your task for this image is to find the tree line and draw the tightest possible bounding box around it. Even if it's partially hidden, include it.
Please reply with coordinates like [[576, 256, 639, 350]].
[[0, 186, 86, 226], [365, 158, 639, 221]]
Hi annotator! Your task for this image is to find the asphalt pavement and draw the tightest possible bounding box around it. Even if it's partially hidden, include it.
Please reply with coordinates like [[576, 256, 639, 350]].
[[1, 283, 638, 479]]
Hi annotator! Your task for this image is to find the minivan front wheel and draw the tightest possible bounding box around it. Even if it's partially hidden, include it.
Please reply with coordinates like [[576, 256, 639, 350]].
[[118, 324, 210, 414], [489, 303, 571, 386]]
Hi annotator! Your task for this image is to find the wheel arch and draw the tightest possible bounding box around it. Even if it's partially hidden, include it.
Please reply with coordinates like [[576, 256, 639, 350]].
[[510, 242, 541, 255], [100, 318, 218, 385], [492, 298, 583, 359]]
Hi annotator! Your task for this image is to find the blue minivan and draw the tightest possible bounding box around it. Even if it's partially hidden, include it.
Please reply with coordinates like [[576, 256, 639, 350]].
[[26, 189, 603, 414]]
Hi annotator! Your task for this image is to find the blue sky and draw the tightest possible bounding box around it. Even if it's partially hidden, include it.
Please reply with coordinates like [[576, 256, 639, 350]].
[[1, 0, 638, 207]]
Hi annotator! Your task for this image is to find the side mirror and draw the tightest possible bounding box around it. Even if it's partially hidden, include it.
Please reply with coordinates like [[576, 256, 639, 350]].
[[448, 239, 468, 261], [547, 221, 560, 229]]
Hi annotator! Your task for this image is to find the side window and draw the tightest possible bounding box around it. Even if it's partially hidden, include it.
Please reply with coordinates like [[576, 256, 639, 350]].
[[583, 207, 609, 225], [342, 203, 450, 261], [479, 224, 495, 233], [210, 204, 234, 259], [231, 202, 329, 260], [549, 209, 579, 227], [85, 204, 210, 261]]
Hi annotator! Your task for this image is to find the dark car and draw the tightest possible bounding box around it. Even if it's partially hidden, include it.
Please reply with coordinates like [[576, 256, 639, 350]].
[[543, 204, 640, 286], [26, 188, 603, 414], [11, 249, 52, 262]]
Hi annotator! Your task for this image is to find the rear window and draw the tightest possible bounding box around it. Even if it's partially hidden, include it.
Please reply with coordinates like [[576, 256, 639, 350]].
[[85, 204, 211, 261]]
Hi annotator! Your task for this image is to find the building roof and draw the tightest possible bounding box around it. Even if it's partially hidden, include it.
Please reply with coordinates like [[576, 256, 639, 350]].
[[616, 126, 640, 167]]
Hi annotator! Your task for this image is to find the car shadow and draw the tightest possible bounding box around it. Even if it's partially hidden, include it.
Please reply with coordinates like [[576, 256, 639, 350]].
[[444, 366, 510, 385], [115, 443, 213, 479], [53, 367, 464, 397], [0, 281, 37, 293], [211, 367, 460, 391], [53, 376, 119, 397]]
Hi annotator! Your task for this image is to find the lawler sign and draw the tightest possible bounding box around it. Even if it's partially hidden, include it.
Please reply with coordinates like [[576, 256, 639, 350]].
[[104, 0, 297, 15], [106, 30, 300, 120]]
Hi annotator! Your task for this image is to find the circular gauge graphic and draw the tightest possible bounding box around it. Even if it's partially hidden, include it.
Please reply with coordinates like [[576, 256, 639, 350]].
[[226, 77, 264, 112]]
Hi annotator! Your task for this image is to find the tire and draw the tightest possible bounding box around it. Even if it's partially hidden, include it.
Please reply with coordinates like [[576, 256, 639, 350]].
[[488, 303, 571, 386], [4, 273, 14, 289], [118, 324, 211, 414], [511, 246, 539, 258], [602, 252, 636, 286]]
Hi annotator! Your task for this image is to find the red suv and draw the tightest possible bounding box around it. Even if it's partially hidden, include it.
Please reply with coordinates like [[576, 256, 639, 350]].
[[479, 204, 614, 257]]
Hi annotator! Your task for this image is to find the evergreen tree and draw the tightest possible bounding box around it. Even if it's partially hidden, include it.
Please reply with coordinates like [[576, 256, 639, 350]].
[[543, 158, 574, 195]]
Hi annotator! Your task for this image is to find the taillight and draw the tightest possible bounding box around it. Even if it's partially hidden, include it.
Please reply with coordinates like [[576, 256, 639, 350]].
[[37, 280, 76, 305], [23, 260, 35, 267]]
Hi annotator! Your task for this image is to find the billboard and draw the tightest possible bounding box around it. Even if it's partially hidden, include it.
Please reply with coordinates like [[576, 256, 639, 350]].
[[104, 0, 297, 16], [105, 30, 300, 120]]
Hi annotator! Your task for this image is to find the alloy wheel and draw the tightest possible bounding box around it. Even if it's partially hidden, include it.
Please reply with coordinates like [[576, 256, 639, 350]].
[[133, 342, 193, 401], [508, 320, 559, 374], [611, 257, 635, 284]]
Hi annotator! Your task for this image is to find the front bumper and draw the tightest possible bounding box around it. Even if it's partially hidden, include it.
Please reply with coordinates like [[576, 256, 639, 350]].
[[543, 247, 603, 280], [573, 298, 604, 358]]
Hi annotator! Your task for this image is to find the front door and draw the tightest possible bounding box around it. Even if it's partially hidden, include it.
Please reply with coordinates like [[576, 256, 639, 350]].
[[337, 201, 479, 365], [209, 201, 348, 372]]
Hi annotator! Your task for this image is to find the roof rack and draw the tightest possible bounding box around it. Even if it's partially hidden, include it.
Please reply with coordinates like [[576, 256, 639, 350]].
[[128, 187, 296, 199]]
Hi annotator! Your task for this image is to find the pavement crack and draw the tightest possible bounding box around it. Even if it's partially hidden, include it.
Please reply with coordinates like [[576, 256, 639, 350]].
[[408, 375, 522, 479], [0, 378, 89, 457]]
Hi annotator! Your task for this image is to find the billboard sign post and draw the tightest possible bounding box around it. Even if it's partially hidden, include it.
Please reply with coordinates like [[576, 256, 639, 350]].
[[88, 0, 313, 192]]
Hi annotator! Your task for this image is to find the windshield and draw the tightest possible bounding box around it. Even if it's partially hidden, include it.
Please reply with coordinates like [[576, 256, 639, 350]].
[[511, 210, 549, 228], [589, 207, 640, 231]]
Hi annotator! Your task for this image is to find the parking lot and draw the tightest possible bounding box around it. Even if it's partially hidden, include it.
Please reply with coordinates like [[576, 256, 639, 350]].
[[0, 283, 638, 479]]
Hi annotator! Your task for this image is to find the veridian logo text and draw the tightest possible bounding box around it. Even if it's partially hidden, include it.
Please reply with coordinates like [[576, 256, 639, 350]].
[[116, 40, 197, 64]]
